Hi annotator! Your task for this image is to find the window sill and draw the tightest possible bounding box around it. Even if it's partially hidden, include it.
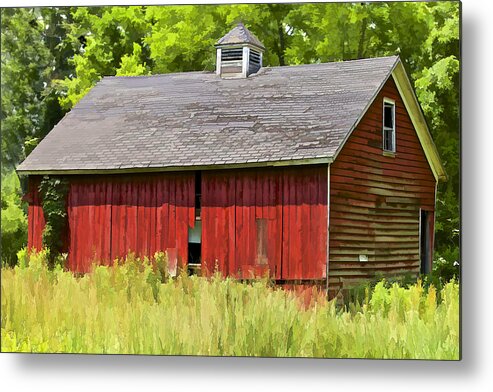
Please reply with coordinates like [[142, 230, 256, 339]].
[[382, 150, 396, 158]]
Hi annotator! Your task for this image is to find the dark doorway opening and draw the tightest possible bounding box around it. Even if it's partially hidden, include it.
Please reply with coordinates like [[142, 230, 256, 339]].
[[188, 171, 202, 275], [420, 210, 431, 275], [188, 242, 201, 264]]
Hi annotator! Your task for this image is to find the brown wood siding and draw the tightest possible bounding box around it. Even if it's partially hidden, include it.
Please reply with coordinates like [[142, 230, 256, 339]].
[[329, 77, 436, 292]]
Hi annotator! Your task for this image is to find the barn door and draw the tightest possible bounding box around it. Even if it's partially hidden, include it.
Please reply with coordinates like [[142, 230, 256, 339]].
[[281, 166, 328, 280], [235, 170, 282, 279], [67, 174, 195, 273], [201, 169, 282, 279]]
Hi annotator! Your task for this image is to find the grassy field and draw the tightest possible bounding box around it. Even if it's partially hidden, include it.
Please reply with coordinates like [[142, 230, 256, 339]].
[[1, 251, 459, 359]]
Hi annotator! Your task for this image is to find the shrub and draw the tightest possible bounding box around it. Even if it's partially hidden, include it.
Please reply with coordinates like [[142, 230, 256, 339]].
[[432, 246, 460, 284], [38, 176, 69, 268]]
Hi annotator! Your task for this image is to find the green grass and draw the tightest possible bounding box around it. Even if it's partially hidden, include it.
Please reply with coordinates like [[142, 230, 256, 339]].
[[1, 251, 459, 359]]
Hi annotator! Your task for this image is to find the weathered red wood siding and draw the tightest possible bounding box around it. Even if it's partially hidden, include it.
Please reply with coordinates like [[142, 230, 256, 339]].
[[67, 173, 194, 272], [329, 77, 436, 292], [27, 176, 45, 251], [202, 166, 327, 280]]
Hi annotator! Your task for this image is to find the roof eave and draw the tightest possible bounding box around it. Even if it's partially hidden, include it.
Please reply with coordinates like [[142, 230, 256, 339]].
[[16, 157, 333, 176]]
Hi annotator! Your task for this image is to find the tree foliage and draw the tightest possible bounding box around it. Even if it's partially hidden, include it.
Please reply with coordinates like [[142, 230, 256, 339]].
[[1, 171, 27, 266], [1, 7, 74, 171], [1, 3, 460, 265]]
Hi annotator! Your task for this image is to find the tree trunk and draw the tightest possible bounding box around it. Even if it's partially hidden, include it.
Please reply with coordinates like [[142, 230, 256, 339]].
[[357, 17, 369, 59], [277, 20, 285, 66]]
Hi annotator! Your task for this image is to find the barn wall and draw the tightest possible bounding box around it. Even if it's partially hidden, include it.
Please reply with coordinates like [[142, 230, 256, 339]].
[[67, 173, 194, 272], [329, 77, 436, 292], [202, 165, 327, 280], [27, 176, 45, 251]]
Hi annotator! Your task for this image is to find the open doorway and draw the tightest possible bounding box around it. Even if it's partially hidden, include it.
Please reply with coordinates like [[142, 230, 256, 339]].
[[419, 209, 432, 275], [188, 171, 202, 275]]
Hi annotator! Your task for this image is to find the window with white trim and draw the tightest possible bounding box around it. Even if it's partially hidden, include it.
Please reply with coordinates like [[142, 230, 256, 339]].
[[383, 98, 396, 152]]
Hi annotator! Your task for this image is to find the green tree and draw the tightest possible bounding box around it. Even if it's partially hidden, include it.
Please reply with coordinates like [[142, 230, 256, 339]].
[[1, 171, 27, 266], [56, 6, 150, 109], [1, 8, 51, 171], [1, 7, 74, 172]]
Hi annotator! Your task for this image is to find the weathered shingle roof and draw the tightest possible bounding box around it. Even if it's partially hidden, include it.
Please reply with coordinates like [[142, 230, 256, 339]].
[[216, 23, 265, 50], [17, 56, 399, 173]]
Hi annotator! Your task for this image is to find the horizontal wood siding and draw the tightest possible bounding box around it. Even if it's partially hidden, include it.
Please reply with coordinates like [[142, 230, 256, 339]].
[[202, 166, 327, 280], [329, 77, 436, 292], [27, 176, 45, 251], [66, 173, 194, 272]]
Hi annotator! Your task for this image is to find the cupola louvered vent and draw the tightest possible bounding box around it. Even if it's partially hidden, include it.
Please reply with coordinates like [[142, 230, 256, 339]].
[[221, 48, 243, 61], [215, 23, 265, 78], [249, 49, 262, 75], [220, 48, 244, 75]]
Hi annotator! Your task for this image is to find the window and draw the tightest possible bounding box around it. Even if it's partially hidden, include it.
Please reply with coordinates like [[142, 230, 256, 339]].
[[383, 98, 396, 152]]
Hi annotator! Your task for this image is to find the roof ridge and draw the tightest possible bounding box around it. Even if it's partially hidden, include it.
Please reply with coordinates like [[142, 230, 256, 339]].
[[102, 69, 210, 80], [103, 55, 399, 81], [270, 55, 399, 68]]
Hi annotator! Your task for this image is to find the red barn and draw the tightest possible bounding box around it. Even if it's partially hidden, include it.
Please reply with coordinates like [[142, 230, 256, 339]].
[[17, 24, 446, 296]]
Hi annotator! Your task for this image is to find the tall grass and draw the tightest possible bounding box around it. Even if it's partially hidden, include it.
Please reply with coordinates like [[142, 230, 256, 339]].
[[1, 251, 459, 359]]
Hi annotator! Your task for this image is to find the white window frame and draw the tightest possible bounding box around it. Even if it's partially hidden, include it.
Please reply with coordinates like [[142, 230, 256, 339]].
[[382, 97, 396, 153]]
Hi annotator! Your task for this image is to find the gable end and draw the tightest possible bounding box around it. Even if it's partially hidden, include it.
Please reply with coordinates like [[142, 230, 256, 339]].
[[332, 58, 446, 183]]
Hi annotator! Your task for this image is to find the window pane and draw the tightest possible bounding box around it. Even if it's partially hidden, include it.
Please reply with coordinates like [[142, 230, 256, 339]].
[[384, 103, 394, 128], [386, 130, 393, 151]]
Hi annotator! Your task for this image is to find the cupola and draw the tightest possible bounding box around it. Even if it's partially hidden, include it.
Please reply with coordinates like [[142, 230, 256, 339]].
[[215, 23, 265, 79]]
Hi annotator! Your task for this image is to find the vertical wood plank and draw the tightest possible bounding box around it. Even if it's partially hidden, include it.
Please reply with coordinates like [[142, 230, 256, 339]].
[[103, 181, 112, 265], [227, 174, 236, 277], [110, 181, 120, 261], [168, 174, 176, 250], [162, 176, 170, 253], [301, 169, 312, 278], [127, 180, 138, 256], [281, 168, 289, 280], [68, 182, 77, 271]]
